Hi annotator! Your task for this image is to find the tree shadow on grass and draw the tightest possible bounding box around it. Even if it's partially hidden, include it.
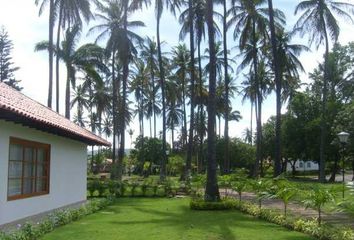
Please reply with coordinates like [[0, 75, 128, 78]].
[[107, 199, 313, 240]]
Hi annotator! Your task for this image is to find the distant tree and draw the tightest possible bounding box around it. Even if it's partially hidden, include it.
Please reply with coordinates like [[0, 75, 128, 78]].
[[0, 27, 21, 90]]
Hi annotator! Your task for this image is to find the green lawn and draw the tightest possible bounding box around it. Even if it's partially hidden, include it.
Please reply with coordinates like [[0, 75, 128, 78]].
[[42, 198, 313, 240]]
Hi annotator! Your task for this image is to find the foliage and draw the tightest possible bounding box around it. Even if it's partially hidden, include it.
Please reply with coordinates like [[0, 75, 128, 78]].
[[0, 198, 113, 240], [250, 179, 271, 208], [302, 186, 335, 225], [216, 138, 256, 172], [190, 198, 237, 210], [190, 194, 354, 240], [87, 178, 181, 198], [0, 26, 21, 90], [130, 137, 170, 176]]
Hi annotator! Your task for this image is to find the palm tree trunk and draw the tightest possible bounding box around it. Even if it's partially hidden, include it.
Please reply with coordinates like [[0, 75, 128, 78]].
[[65, 65, 71, 119], [172, 124, 174, 153], [55, 6, 63, 113], [150, 116, 152, 138], [157, 8, 167, 181], [267, 0, 282, 177], [223, 0, 230, 175], [117, 3, 129, 181], [111, 50, 117, 180], [205, 0, 220, 202], [150, 63, 156, 138], [185, 0, 196, 181], [252, 21, 261, 178], [250, 101, 253, 146], [183, 82, 187, 146], [47, 0, 54, 108], [198, 40, 204, 173], [319, 16, 329, 183]]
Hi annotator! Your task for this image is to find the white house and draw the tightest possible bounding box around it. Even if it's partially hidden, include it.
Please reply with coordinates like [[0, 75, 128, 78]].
[[286, 160, 319, 172], [0, 82, 110, 227]]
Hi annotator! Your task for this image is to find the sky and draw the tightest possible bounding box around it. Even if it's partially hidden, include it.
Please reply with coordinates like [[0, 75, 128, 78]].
[[1, 0, 354, 148]]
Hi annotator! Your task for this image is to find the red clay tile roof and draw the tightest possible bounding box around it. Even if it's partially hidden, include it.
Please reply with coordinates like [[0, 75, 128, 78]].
[[0, 82, 110, 146]]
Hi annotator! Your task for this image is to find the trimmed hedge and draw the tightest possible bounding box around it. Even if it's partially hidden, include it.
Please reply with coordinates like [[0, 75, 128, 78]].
[[87, 179, 185, 198]]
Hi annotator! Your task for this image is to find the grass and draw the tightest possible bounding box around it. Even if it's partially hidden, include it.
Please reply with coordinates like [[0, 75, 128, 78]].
[[41, 198, 313, 240]]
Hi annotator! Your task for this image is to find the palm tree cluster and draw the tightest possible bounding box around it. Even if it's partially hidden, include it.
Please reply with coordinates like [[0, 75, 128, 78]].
[[34, 0, 354, 200]]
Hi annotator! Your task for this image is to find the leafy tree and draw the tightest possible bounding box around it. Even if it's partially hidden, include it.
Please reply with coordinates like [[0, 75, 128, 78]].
[[294, 0, 354, 182], [0, 27, 21, 90]]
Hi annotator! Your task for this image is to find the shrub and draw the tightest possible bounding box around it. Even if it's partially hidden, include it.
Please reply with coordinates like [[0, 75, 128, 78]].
[[0, 198, 113, 240], [190, 198, 238, 210]]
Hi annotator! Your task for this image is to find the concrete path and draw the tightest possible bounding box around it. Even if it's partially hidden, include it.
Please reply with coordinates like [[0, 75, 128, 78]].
[[222, 190, 354, 228]]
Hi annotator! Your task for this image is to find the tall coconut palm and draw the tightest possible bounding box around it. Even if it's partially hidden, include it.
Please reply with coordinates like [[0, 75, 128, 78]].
[[241, 73, 257, 146], [205, 0, 220, 202], [228, 0, 285, 177], [89, 0, 145, 180], [35, 0, 55, 108], [153, 0, 182, 181], [294, 0, 354, 182], [131, 59, 149, 138], [166, 77, 183, 152], [71, 84, 89, 125], [54, 0, 93, 113], [179, 0, 220, 178], [265, 0, 285, 177], [171, 44, 190, 146], [140, 37, 160, 138], [35, 27, 107, 120]]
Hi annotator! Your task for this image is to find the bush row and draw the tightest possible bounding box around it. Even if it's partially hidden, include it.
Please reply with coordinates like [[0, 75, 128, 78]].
[[87, 179, 191, 198], [190, 198, 354, 240], [0, 198, 113, 240]]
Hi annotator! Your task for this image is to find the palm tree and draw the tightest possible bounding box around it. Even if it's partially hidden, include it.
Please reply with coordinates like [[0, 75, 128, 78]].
[[92, 80, 111, 137], [53, 0, 93, 113], [71, 84, 90, 126], [205, 0, 220, 202], [131, 59, 149, 138], [35, 27, 107, 120], [228, 0, 285, 177], [35, 0, 55, 108], [275, 30, 309, 103], [294, 0, 354, 182], [266, 0, 282, 177], [166, 77, 183, 152], [171, 44, 190, 146], [241, 73, 257, 146], [153, 0, 182, 181], [89, 0, 145, 180], [140, 37, 160, 138]]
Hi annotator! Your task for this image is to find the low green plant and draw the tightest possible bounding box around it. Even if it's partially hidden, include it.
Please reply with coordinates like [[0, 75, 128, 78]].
[[190, 198, 237, 210], [0, 198, 113, 240], [232, 179, 248, 202], [302, 186, 335, 225], [250, 179, 271, 208]]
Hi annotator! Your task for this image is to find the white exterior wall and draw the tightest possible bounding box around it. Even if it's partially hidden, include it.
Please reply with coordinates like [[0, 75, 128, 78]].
[[0, 120, 87, 226], [286, 160, 319, 172]]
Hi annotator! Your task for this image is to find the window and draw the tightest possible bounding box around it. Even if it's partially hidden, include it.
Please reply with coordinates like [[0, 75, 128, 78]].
[[299, 162, 304, 168], [307, 162, 311, 168], [7, 137, 50, 200]]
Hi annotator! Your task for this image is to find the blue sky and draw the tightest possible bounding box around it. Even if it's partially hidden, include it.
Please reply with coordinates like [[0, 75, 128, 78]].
[[1, 0, 354, 147]]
